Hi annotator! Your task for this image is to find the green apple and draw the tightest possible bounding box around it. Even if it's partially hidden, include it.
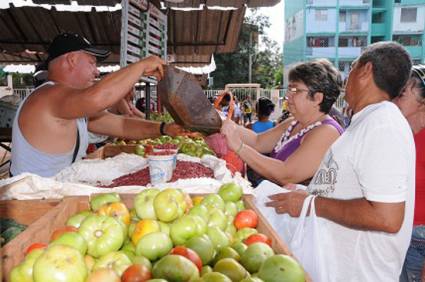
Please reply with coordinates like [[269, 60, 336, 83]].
[[66, 210, 92, 228], [135, 231, 173, 261], [33, 245, 87, 282], [10, 249, 44, 282], [218, 183, 243, 202], [90, 193, 121, 212], [50, 232, 88, 255], [134, 189, 160, 220], [152, 255, 200, 281], [257, 255, 305, 282], [189, 204, 209, 222], [207, 227, 230, 251], [78, 215, 125, 258], [153, 189, 186, 222], [240, 242, 274, 274], [201, 194, 225, 211], [207, 209, 227, 230], [185, 235, 216, 265], [93, 251, 132, 277], [170, 215, 199, 245]]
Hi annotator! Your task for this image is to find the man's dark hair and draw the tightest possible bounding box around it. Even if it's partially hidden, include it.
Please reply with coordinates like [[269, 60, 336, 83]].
[[288, 58, 343, 113], [357, 41, 412, 99]]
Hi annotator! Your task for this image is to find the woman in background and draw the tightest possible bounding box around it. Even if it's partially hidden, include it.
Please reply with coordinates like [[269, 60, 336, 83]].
[[394, 65, 425, 282]]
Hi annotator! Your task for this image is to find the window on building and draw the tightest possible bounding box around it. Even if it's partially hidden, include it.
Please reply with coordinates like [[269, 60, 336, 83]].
[[307, 37, 332, 47], [371, 36, 384, 43], [372, 12, 385, 23], [395, 0, 401, 3], [349, 12, 361, 30], [339, 36, 367, 47], [315, 9, 328, 21], [340, 11, 346, 22], [400, 8, 417, 23], [393, 35, 422, 46]]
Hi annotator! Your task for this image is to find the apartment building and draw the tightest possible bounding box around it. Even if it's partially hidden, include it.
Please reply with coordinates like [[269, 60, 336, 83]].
[[284, 0, 425, 82]]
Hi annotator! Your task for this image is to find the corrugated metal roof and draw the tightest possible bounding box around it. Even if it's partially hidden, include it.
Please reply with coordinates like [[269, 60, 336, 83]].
[[0, 0, 275, 67], [30, 0, 279, 8]]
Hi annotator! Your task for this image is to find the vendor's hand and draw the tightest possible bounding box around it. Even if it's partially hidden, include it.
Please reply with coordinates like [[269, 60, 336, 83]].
[[164, 123, 189, 137], [265, 190, 309, 217], [141, 56, 166, 81], [220, 119, 242, 151]]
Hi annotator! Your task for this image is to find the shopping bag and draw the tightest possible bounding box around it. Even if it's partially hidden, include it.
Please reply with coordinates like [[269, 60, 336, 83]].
[[289, 195, 327, 282]]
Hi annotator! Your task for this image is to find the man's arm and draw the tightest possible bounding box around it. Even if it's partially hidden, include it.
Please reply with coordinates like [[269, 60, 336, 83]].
[[49, 56, 165, 119], [88, 111, 183, 139], [266, 190, 405, 233]]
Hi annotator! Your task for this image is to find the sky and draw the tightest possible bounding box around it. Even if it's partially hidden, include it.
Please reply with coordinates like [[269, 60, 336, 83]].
[[257, 1, 285, 49]]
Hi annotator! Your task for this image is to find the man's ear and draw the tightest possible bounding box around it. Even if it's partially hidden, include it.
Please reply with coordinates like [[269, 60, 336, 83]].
[[359, 61, 373, 80], [313, 92, 324, 106], [65, 52, 78, 70]]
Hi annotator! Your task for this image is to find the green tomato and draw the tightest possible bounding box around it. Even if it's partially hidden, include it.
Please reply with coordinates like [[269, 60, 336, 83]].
[[93, 251, 132, 277], [33, 245, 87, 282], [231, 242, 248, 257], [224, 202, 238, 217], [170, 215, 199, 245], [200, 272, 232, 282], [240, 242, 274, 274], [207, 227, 230, 251], [66, 210, 92, 228], [78, 215, 125, 258], [201, 195, 225, 211], [257, 255, 305, 282], [135, 144, 145, 156], [50, 232, 88, 256], [235, 200, 245, 212], [90, 193, 121, 212], [207, 209, 227, 230], [185, 235, 215, 265], [10, 249, 44, 282], [234, 227, 258, 243], [218, 183, 243, 202], [153, 189, 186, 222], [189, 204, 209, 222], [152, 255, 200, 281], [134, 188, 160, 220], [135, 231, 173, 261]]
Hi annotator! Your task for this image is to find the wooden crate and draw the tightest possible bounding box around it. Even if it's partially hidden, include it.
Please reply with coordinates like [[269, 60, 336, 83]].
[[1, 194, 293, 282], [85, 144, 137, 160], [0, 199, 61, 225]]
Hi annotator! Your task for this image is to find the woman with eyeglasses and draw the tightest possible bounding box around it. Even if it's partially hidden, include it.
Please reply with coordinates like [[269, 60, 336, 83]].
[[394, 65, 425, 282], [221, 59, 344, 186]]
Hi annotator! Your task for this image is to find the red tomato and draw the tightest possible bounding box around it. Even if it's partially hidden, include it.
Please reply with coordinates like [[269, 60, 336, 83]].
[[170, 246, 203, 272], [121, 264, 152, 282], [25, 242, 47, 255], [234, 209, 258, 229], [244, 233, 272, 247], [50, 226, 78, 241]]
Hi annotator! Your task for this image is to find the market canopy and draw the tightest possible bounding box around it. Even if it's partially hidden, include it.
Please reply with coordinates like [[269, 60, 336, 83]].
[[0, 0, 280, 67]]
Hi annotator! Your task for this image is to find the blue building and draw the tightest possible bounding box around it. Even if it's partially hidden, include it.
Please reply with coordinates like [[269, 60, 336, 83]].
[[284, 0, 425, 82]]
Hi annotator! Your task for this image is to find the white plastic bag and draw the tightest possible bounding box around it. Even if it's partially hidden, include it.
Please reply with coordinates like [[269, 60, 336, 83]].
[[289, 195, 327, 282]]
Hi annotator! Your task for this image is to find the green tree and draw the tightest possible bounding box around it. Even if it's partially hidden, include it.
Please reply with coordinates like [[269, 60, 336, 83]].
[[211, 9, 283, 89]]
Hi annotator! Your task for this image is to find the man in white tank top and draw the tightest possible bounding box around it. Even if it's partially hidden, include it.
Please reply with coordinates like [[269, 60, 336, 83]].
[[11, 32, 186, 177]]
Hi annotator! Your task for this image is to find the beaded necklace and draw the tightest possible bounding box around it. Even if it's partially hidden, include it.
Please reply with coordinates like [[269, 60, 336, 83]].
[[273, 119, 323, 153]]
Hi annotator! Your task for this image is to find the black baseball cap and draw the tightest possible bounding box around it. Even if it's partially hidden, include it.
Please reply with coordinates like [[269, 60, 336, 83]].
[[40, 32, 110, 70]]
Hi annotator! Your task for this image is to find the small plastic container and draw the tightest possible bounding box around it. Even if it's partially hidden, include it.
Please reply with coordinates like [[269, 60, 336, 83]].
[[153, 148, 178, 169], [148, 153, 176, 185]]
